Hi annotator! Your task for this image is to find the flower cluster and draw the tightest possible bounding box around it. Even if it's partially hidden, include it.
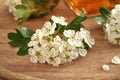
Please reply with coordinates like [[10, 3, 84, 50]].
[[5, 0, 22, 20], [5, 0, 60, 23], [28, 16, 95, 66], [105, 4, 120, 45]]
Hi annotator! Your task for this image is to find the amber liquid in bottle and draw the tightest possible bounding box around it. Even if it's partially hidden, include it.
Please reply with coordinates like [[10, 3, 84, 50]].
[[66, 0, 120, 16]]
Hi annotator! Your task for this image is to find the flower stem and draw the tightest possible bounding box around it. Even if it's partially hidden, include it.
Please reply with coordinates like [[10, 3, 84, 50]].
[[56, 24, 61, 33]]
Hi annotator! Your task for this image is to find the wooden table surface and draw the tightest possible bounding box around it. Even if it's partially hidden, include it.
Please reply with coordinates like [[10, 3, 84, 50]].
[[0, 0, 120, 80]]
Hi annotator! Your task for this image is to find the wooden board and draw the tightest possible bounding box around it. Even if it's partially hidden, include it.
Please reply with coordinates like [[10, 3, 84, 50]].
[[0, 0, 120, 80]]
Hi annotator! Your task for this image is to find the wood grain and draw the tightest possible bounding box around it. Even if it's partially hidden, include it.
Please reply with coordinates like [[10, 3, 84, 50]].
[[0, 0, 120, 80]]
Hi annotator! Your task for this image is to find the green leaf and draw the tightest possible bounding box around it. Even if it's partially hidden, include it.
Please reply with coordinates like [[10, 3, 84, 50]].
[[99, 6, 110, 18], [8, 30, 23, 40], [8, 29, 24, 47], [36, 11, 50, 17], [93, 6, 110, 25], [53, 0, 60, 3], [22, 0, 35, 9], [34, 0, 50, 4], [34, 0, 49, 7], [8, 37, 30, 47], [8, 41, 23, 47], [15, 4, 28, 10], [8, 27, 34, 56], [50, 5, 57, 10], [67, 15, 87, 31], [93, 15, 107, 25], [55, 24, 65, 33], [67, 9, 87, 31], [8, 33, 21, 40], [17, 44, 29, 56], [15, 5, 32, 24], [83, 40, 90, 50], [18, 27, 35, 38]]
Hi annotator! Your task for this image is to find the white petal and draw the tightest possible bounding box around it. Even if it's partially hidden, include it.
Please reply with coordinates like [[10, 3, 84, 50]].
[[111, 9, 117, 14], [68, 39, 75, 46], [115, 4, 120, 11], [84, 37, 92, 48], [30, 56, 38, 63], [53, 57, 61, 66], [79, 49, 87, 57], [63, 30, 75, 37], [75, 31, 82, 39], [111, 56, 120, 64], [70, 51, 79, 59], [54, 35, 61, 42], [39, 56, 46, 63], [28, 48, 34, 56], [43, 22, 51, 28], [74, 39, 83, 47], [102, 64, 110, 71], [88, 38, 95, 46], [28, 41, 34, 47], [51, 16, 67, 26]]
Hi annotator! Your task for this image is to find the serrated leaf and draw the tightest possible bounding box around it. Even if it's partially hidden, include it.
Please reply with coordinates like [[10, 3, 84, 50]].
[[17, 44, 29, 56], [15, 5, 32, 24], [67, 16, 86, 31], [8, 30, 23, 41], [99, 6, 110, 18], [94, 6, 110, 25], [8, 33, 20, 40], [18, 27, 35, 38], [8, 37, 30, 47], [22, 0, 35, 9], [8, 41, 23, 47], [93, 15, 107, 25], [8, 27, 34, 56], [15, 5, 28, 10]]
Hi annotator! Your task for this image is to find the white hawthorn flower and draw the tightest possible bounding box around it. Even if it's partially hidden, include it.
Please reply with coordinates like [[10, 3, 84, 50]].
[[80, 28, 95, 48], [5, 0, 22, 13], [42, 22, 56, 36], [63, 30, 75, 37], [63, 30, 76, 45], [30, 56, 38, 63], [74, 48, 87, 57], [47, 57, 61, 66], [58, 41, 68, 53], [28, 48, 35, 56], [28, 41, 35, 47], [53, 35, 62, 43], [111, 4, 120, 15], [39, 56, 46, 63], [105, 4, 120, 45], [51, 16, 67, 26], [31, 29, 43, 43], [78, 49, 87, 57], [5, 0, 22, 20], [111, 56, 120, 64], [63, 30, 84, 47], [70, 51, 79, 59], [27, 16, 95, 66], [52, 57, 61, 66]]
